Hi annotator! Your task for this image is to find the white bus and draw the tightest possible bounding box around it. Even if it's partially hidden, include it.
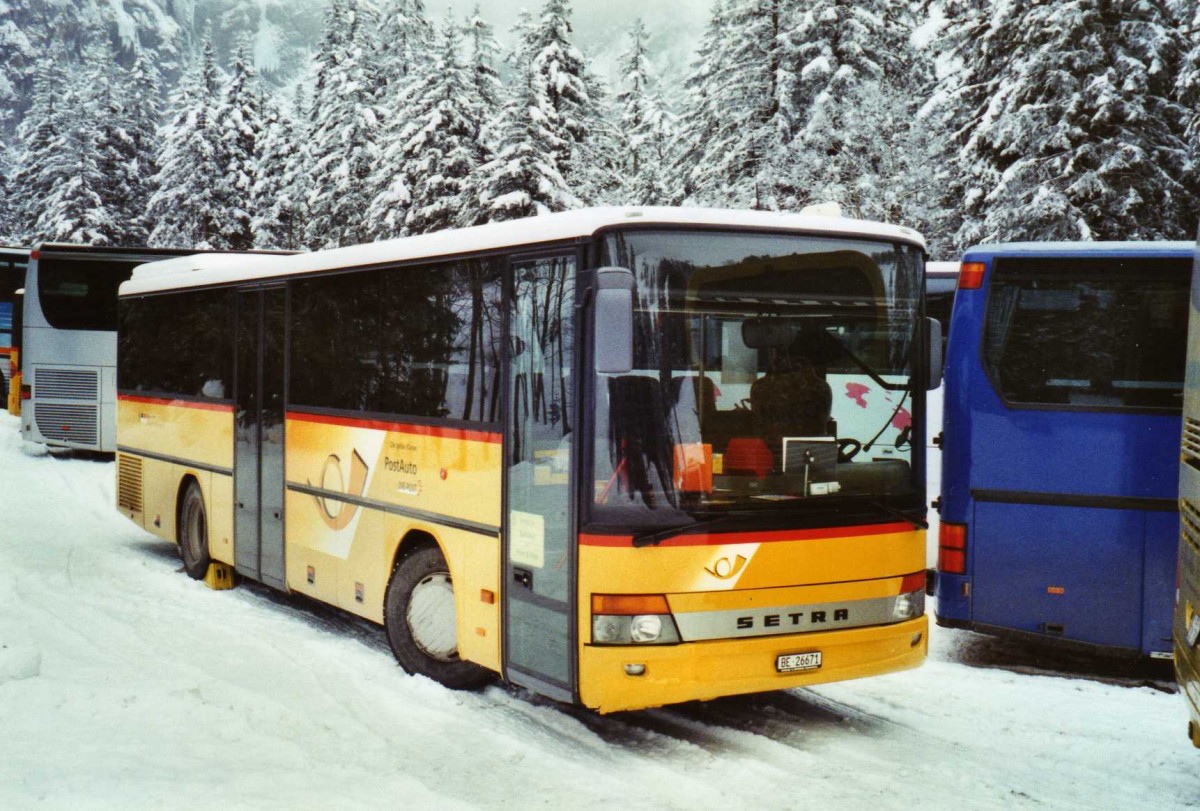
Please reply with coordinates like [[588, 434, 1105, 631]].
[[21, 245, 288, 452]]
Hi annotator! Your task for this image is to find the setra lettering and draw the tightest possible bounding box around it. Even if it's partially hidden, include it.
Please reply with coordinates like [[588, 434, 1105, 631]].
[[735, 608, 850, 630]]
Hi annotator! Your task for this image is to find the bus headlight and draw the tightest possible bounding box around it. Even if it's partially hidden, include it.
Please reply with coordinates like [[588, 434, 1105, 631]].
[[593, 615, 627, 644], [892, 590, 925, 621], [630, 614, 663, 643], [591, 594, 681, 645]]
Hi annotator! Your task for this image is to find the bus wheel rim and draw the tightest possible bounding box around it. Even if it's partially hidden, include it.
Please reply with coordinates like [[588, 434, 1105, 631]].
[[407, 572, 459, 662]]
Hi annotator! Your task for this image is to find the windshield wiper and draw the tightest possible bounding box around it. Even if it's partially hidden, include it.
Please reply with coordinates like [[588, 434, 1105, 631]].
[[819, 332, 908, 392], [631, 515, 741, 548], [865, 499, 928, 530]]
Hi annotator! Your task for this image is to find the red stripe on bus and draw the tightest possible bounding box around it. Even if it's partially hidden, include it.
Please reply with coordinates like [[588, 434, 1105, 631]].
[[117, 394, 234, 413], [286, 410, 502, 444], [0, 347, 10, 355], [579, 522, 914, 548]]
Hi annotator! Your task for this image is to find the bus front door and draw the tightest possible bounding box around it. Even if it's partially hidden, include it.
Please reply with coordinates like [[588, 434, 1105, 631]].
[[234, 286, 287, 590], [503, 253, 577, 702]]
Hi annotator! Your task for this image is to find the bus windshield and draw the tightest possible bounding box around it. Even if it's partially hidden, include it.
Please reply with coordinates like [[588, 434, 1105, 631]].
[[594, 229, 923, 523]]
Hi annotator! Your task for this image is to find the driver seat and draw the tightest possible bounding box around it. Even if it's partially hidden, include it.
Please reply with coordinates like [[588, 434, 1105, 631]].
[[750, 360, 832, 452]]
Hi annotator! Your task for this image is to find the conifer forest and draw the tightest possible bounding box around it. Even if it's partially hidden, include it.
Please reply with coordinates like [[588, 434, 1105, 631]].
[[2, 0, 1200, 259]]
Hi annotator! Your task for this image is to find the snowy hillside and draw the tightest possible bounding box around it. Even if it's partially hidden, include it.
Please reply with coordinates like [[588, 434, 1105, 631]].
[[0, 410, 1194, 808]]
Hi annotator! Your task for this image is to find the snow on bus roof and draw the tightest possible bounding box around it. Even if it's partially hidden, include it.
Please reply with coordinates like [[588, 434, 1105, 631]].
[[926, 261, 959, 277], [121, 207, 926, 297]]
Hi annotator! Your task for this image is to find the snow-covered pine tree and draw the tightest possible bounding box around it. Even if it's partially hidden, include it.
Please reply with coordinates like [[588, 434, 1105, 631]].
[[375, 0, 431, 87], [673, 0, 730, 204], [147, 38, 226, 248], [35, 63, 116, 244], [118, 50, 164, 245], [526, 0, 593, 195], [471, 48, 579, 222], [377, 16, 487, 236], [1174, 0, 1200, 230], [0, 146, 16, 242], [8, 52, 69, 242], [615, 19, 676, 205], [676, 0, 790, 209], [85, 40, 142, 246], [211, 44, 264, 250], [938, 0, 1193, 248], [305, 0, 383, 249], [782, 0, 927, 221], [253, 87, 308, 250], [450, 5, 505, 229]]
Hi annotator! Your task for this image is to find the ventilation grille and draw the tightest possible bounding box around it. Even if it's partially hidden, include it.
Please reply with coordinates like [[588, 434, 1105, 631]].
[[117, 454, 144, 513], [35, 368, 99, 401], [1182, 498, 1200, 556], [1185, 418, 1200, 466], [34, 403, 98, 446]]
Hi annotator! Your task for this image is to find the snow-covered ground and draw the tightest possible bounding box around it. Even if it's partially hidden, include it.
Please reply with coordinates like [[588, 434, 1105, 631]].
[[0, 410, 1194, 809]]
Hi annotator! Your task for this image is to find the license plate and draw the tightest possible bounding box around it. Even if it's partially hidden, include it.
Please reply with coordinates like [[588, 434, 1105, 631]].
[[776, 651, 822, 673], [1188, 614, 1200, 648]]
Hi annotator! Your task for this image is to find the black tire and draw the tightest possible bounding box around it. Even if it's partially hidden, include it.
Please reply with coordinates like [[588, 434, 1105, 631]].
[[384, 545, 490, 690], [178, 481, 211, 580]]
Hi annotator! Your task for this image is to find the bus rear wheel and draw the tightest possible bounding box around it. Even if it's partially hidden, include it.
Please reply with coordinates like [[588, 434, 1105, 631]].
[[178, 481, 211, 580], [384, 546, 489, 690]]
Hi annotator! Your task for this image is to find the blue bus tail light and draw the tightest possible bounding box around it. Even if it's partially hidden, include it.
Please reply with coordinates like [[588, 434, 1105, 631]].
[[958, 262, 985, 290], [939, 523, 967, 574]]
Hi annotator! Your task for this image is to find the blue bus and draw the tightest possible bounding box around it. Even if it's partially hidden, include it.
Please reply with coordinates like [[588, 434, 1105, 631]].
[[935, 242, 1192, 658]]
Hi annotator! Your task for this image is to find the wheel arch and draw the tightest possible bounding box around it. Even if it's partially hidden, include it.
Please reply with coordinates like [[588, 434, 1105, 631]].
[[389, 528, 442, 576]]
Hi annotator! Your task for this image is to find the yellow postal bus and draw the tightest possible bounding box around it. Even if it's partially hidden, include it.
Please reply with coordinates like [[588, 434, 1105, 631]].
[[115, 208, 935, 712]]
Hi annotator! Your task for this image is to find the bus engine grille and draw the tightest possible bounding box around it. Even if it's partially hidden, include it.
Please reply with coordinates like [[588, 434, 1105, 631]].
[[1183, 499, 1200, 557], [117, 454, 144, 513], [34, 403, 98, 446], [34, 368, 99, 401]]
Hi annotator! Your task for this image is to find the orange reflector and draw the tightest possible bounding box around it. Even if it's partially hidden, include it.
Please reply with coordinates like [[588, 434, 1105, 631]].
[[958, 262, 986, 290], [591, 594, 670, 615], [938, 522, 968, 575], [899, 572, 926, 593], [480, 589, 495, 604], [1047, 586, 1065, 595]]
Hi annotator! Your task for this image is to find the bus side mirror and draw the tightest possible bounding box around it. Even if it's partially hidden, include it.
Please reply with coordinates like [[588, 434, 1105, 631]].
[[927, 317, 943, 391], [595, 267, 635, 375]]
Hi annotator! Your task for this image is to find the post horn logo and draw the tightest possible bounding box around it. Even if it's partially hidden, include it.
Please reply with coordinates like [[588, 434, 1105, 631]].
[[310, 449, 368, 531], [705, 554, 748, 580]]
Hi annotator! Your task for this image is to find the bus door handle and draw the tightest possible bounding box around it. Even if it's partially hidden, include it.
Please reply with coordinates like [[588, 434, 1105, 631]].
[[514, 568, 533, 589]]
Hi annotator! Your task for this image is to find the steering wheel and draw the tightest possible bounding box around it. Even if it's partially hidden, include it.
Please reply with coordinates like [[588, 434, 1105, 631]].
[[837, 438, 862, 464]]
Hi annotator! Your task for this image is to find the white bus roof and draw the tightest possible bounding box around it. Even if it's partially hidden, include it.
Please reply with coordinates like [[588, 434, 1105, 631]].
[[926, 261, 959, 277], [121, 207, 926, 297]]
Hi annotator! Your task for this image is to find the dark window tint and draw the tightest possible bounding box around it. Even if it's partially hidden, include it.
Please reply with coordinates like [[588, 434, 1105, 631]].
[[290, 259, 503, 422], [983, 257, 1190, 410], [118, 290, 234, 398], [38, 257, 137, 331], [291, 270, 382, 411]]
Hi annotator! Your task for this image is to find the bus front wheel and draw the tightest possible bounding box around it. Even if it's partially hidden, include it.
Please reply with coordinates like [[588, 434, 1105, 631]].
[[384, 546, 489, 690], [178, 481, 211, 580]]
